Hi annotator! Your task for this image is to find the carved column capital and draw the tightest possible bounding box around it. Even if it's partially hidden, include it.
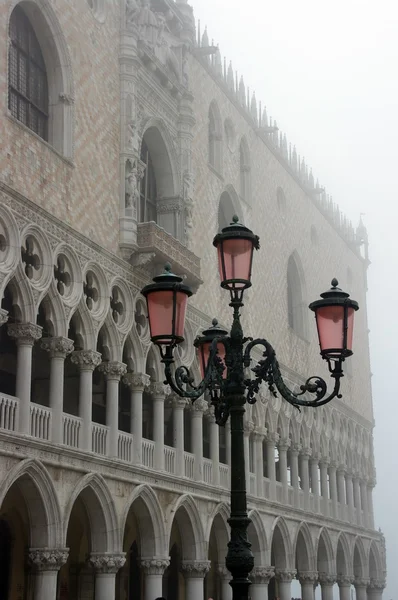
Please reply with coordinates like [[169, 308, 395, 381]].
[[98, 361, 127, 381], [300, 447, 312, 458], [28, 548, 69, 571], [337, 575, 354, 587], [266, 432, 279, 445], [71, 349, 102, 371], [298, 570, 318, 584], [318, 572, 337, 586], [8, 322, 42, 345], [190, 398, 208, 414], [148, 381, 168, 397], [368, 578, 386, 590], [354, 577, 370, 588], [290, 443, 302, 455], [275, 568, 296, 582], [244, 420, 255, 434], [0, 308, 8, 326], [123, 372, 150, 391], [140, 557, 170, 575], [278, 438, 291, 451], [172, 395, 190, 410], [89, 552, 126, 573], [250, 565, 275, 584], [217, 564, 231, 581], [41, 336, 74, 358], [182, 560, 211, 578]]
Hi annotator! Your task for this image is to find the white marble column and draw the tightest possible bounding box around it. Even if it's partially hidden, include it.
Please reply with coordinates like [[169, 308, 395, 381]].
[[71, 350, 102, 451], [122, 372, 150, 465], [300, 448, 311, 510], [218, 564, 232, 600], [337, 575, 354, 600], [191, 398, 207, 481], [254, 430, 265, 497], [360, 479, 369, 528], [337, 467, 346, 519], [290, 443, 301, 506], [90, 553, 126, 600], [367, 579, 386, 600], [275, 569, 296, 600], [173, 396, 188, 477], [29, 548, 69, 600], [182, 561, 211, 600], [310, 456, 320, 513], [250, 566, 274, 600], [141, 558, 170, 600], [208, 407, 220, 485], [278, 439, 290, 504], [8, 323, 42, 434], [319, 459, 329, 516], [0, 309, 8, 327], [299, 571, 318, 600], [266, 433, 278, 501], [318, 573, 336, 600], [367, 479, 375, 529], [98, 362, 127, 458], [41, 337, 74, 444], [345, 471, 355, 523], [354, 578, 369, 600], [149, 382, 167, 471], [353, 475, 362, 524], [244, 420, 254, 492], [328, 463, 338, 519]]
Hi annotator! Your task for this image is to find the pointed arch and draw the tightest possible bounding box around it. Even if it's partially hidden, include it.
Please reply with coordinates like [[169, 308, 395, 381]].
[[336, 532, 352, 576], [287, 251, 308, 339], [63, 473, 120, 552], [294, 522, 315, 572], [239, 136, 251, 203], [208, 100, 223, 173], [248, 509, 268, 565], [206, 503, 230, 563], [369, 540, 383, 580], [168, 494, 206, 561], [353, 537, 367, 579], [5, 270, 36, 323], [218, 186, 242, 232], [0, 458, 62, 547], [120, 484, 167, 557], [316, 527, 334, 575], [270, 516, 293, 569], [39, 290, 68, 338]]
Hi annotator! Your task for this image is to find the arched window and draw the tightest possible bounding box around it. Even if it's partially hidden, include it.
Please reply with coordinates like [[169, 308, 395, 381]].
[[208, 101, 222, 173], [9, 6, 48, 140], [218, 190, 238, 232], [139, 138, 157, 223], [287, 253, 307, 339], [239, 138, 251, 203]]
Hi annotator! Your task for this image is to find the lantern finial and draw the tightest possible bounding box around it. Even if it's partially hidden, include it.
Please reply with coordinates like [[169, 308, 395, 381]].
[[232, 215, 239, 224], [331, 277, 338, 288]]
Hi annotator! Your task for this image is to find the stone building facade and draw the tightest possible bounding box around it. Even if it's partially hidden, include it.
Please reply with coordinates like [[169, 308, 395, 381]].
[[0, 1, 386, 599]]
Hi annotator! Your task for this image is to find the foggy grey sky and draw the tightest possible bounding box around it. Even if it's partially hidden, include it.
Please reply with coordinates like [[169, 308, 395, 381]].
[[191, 0, 397, 595]]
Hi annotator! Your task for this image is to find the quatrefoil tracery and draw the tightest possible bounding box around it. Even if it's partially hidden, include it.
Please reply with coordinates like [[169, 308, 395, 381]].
[[21, 236, 40, 280], [54, 255, 71, 296]]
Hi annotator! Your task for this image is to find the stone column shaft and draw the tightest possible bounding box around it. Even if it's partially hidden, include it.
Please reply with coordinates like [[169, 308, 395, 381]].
[[360, 480, 369, 527], [338, 577, 354, 600], [173, 397, 187, 477], [218, 565, 232, 600], [254, 433, 264, 497], [250, 566, 274, 600], [99, 362, 127, 458], [209, 412, 220, 485], [276, 570, 296, 600], [354, 580, 369, 600], [141, 558, 169, 600], [266, 436, 277, 500], [337, 468, 346, 504], [345, 473, 355, 522], [90, 552, 126, 600], [150, 383, 166, 471], [367, 483, 375, 529], [123, 373, 150, 465], [71, 350, 102, 451], [182, 561, 210, 600], [328, 465, 338, 519], [8, 323, 42, 435], [320, 460, 329, 516], [353, 476, 362, 524], [300, 449, 311, 510], [311, 458, 320, 513], [191, 399, 207, 481], [299, 572, 318, 600], [279, 441, 290, 504], [29, 548, 68, 600]]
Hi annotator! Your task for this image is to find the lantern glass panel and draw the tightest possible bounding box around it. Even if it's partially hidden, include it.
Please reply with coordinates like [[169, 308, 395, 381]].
[[198, 341, 226, 379], [316, 305, 355, 355], [217, 238, 253, 287], [147, 290, 188, 344]]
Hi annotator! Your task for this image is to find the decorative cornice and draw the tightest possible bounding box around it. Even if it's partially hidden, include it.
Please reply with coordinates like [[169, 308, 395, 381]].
[[318, 572, 337, 585], [71, 350, 102, 371], [298, 570, 318, 584], [275, 568, 296, 582], [41, 336, 74, 358], [0, 309, 8, 326], [140, 557, 170, 575], [8, 322, 42, 345], [182, 560, 211, 578], [89, 552, 126, 573], [98, 361, 127, 380], [29, 548, 69, 571], [250, 566, 275, 584]]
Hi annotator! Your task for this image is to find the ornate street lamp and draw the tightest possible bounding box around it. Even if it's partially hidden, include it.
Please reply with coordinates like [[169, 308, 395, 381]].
[[141, 216, 358, 600]]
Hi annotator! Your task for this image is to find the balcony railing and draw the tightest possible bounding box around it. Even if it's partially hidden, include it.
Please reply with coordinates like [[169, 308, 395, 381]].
[[203, 458, 213, 484], [0, 394, 18, 432], [92, 424, 108, 456], [184, 452, 194, 479], [30, 404, 51, 441], [220, 463, 229, 488], [142, 439, 155, 469], [164, 445, 176, 474], [118, 432, 133, 462], [63, 414, 82, 448]]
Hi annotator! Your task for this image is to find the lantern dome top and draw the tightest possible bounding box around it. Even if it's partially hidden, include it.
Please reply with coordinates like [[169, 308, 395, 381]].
[[151, 263, 184, 284], [213, 216, 260, 249], [309, 279, 358, 312], [319, 278, 350, 300]]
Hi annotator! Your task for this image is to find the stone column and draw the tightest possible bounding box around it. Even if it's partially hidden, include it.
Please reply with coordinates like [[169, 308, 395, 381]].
[[278, 439, 290, 504], [310, 456, 320, 513], [345, 471, 355, 523], [337, 467, 346, 504], [71, 350, 102, 451], [8, 323, 42, 434], [353, 474, 362, 524], [41, 337, 74, 444], [173, 396, 188, 477], [29, 548, 69, 600], [275, 569, 296, 600], [149, 382, 167, 471], [208, 407, 220, 485], [319, 459, 329, 516], [299, 571, 318, 600], [360, 479, 369, 528], [98, 362, 127, 457], [243, 420, 253, 492], [191, 398, 207, 481], [337, 575, 354, 600], [141, 558, 170, 600], [328, 463, 338, 519], [367, 479, 375, 529], [182, 561, 211, 600], [266, 433, 278, 501], [318, 573, 336, 600], [123, 372, 150, 465], [354, 578, 369, 600], [90, 553, 126, 600], [218, 564, 232, 600], [367, 579, 386, 600], [254, 430, 265, 497], [0, 309, 8, 326], [250, 566, 274, 600], [300, 447, 311, 510], [290, 443, 301, 506]]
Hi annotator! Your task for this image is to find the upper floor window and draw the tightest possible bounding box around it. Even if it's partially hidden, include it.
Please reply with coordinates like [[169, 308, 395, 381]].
[[208, 101, 222, 173], [139, 139, 157, 223], [9, 6, 48, 141], [287, 253, 307, 339]]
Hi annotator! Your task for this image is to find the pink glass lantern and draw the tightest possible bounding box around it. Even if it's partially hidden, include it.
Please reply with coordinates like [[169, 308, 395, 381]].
[[195, 319, 228, 379]]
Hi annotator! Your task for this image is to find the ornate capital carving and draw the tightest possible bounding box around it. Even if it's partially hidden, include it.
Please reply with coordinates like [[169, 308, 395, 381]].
[[290, 443, 302, 455], [337, 575, 354, 586], [190, 398, 208, 414], [123, 372, 150, 391], [0, 309, 8, 326], [71, 350, 102, 371], [300, 447, 312, 458], [217, 564, 231, 581], [29, 548, 69, 571], [354, 577, 370, 588], [182, 560, 211, 578], [41, 336, 74, 358], [140, 557, 170, 575], [244, 420, 255, 434], [250, 566, 275, 584], [275, 568, 296, 583], [148, 381, 167, 397], [299, 570, 318, 584], [266, 432, 279, 445], [89, 552, 126, 573], [59, 93, 75, 105], [172, 395, 189, 410], [8, 322, 42, 345], [318, 572, 337, 586], [368, 578, 386, 590], [278, 438, 291, 451], [98, 361, 127, 380]]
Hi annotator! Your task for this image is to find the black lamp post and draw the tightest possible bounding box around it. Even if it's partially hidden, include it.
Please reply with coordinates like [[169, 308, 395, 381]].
[[141, 216, 359, 600]]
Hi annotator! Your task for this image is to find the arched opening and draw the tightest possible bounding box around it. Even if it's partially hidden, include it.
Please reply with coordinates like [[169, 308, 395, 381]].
[[0, 520, 12, 599], [287, 253, 307, 339], [165, 523, 184, 600], [239, 138, 251, 203], [206, 511, 229, 600], [218, 191, 236, 232], [270, 522, 289, 600], [92, 327, 108, 427], [31, 299, 53, 410], [208, 101, 222, 173], [0, 284, 18, 396]]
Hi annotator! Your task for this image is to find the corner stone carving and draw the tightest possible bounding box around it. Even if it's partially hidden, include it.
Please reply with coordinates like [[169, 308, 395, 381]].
[[89, 553, 126, 573], [123, 372, 151, 391], [29, 548, 69, 571], [140, 557, 170, 575], [71, 350, 102, 371], [8, 322, 42, 345], [182, 561, 211, 578], [41, 336, 74, 358], [250, 566, 275, 584]]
